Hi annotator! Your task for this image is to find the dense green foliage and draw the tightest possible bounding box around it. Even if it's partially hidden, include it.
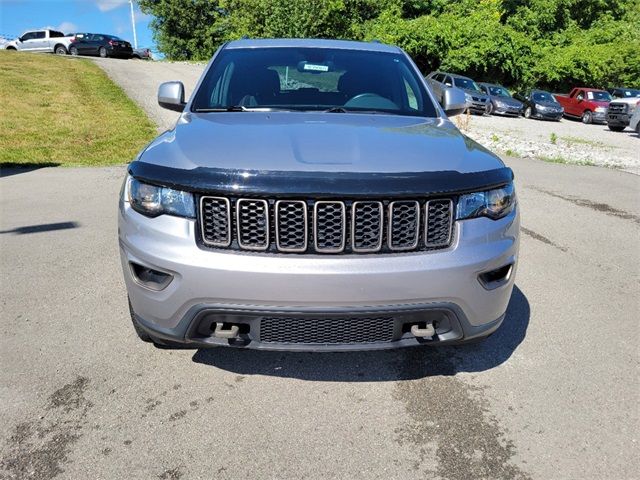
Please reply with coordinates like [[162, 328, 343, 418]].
[[139, 0, 639, 91]]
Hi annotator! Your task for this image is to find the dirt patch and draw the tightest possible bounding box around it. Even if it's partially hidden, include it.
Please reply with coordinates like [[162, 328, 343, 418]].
[[393, 349, 531, 480], [0, 376, 93, 480]]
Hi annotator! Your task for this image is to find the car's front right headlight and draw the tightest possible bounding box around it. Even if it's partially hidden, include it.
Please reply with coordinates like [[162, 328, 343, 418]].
[[126, 175, 195, 218], [457, 183, 516, 220], [595, 106, 607, 113]]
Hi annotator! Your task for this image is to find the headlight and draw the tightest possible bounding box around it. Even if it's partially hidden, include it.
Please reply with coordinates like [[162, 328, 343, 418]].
[[457, 183, 515, 220], [494, 100, 505, 108], [464, 93, 472, 103], [595, 107, 606, 113], [535, 104, 547, 111], [126, 176, 195, 218]]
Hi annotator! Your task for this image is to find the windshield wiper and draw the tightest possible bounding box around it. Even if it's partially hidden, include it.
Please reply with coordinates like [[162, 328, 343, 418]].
[[194, 106, 249, 112], [323, 107, 389, 114]]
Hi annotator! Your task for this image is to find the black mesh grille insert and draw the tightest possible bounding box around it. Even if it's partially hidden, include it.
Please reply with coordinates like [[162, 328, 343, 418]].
[[352, 201, 383, 251], [425, 200, 452, 247], [236, 199, 269, 250], [260, 316, 395, 344], [201, 197, 230, 246], [276, 201, 307, 251], [314, 202, 345, 252], [389, 201, 419, 250]]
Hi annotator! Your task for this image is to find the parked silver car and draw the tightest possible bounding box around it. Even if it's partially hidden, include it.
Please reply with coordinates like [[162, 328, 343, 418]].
[[3, 29, 74, 55], [119, 39, 519, 351], [478, 83, 523, 117], [426, 71, 490, 114]]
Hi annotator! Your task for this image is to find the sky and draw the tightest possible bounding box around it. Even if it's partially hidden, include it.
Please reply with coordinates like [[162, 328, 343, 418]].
[[0, 0, 155, 51]]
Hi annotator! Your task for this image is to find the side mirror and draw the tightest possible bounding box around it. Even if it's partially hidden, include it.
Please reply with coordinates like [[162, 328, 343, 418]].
[[158, 81, 185, 112], [443, 87, 467, 117]]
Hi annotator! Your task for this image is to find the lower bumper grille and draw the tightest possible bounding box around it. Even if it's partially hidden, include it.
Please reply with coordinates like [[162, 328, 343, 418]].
[[260, 316, 395, 344]]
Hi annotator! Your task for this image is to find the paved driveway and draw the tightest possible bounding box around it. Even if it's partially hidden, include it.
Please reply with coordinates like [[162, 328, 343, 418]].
[[1, 58, 638, 479]]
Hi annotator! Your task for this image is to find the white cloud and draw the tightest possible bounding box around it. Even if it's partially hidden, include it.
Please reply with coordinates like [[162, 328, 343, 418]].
[[95, 0, 129, 12], [57, 22, 78, 34]]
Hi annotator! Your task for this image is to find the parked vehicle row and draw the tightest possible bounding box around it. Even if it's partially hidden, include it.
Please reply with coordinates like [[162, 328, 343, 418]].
[[2, 29, 149, 60], [426, 69, 639, 132]]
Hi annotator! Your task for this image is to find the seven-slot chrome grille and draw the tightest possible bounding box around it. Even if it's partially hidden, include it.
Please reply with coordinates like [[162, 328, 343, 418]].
[[199, 196, 453, 254], [607, 102, 627, 114]]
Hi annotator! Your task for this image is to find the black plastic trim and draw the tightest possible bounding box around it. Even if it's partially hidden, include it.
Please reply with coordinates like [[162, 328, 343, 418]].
[[128, 162, 514, 198]]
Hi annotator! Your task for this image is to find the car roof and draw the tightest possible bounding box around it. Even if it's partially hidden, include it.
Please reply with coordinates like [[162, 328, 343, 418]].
[[478, 82, 503, 88], [224, 38, 402, 53], [574, 87, 606, 92]]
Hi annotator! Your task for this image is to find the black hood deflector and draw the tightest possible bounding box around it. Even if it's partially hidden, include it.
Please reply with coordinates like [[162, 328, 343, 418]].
[[129, 162, 514, 198]]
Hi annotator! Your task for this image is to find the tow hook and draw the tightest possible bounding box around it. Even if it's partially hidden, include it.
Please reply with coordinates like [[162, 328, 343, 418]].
[[213, 323, 240, 339], [411, 323, 435, 339]]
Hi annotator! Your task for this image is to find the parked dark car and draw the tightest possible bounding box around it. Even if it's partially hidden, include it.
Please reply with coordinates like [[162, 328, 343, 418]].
[[478, 83, 523, 116], [607, 87, 640, 99], [513, 89, 564, 121], [68, 33, 132, 58]]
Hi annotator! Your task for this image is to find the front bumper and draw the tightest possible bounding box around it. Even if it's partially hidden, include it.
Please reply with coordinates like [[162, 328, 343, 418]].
[[607, 113, 630, 127], [592, 111, 607, 124], [493, 105, 521, 117], [119, 202, 520, 351], [533, 110, 563, 120]]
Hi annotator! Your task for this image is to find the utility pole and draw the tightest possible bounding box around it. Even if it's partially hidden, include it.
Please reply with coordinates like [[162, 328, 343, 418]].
[[129, 0, 138, 49]]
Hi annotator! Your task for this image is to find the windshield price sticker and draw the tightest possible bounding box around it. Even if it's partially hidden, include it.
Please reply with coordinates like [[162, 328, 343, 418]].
[[303, 63, 329, 72]]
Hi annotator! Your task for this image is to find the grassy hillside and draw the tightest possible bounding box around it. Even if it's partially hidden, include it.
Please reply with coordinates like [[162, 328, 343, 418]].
[[0, 52, 156, 167]]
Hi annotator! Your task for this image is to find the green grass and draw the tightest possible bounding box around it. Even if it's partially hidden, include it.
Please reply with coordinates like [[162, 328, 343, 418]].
[[0, 51, 156, 167], [550, 132, 557, 145], [540, 155, 596, 166]]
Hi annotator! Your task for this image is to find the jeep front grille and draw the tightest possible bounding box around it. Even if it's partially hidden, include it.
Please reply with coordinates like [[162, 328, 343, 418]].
[[607, 102, 627, 114], [199, 196, 454, 254]]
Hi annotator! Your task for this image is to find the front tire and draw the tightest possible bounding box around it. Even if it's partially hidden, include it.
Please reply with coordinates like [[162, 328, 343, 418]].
[[69, 46, 78, 56], [486, 102, 493, 115], [524, 106, 532, 118], [99, 46, 107, 58], [582, 110, 593, 124], [607, 125, 625, 132]]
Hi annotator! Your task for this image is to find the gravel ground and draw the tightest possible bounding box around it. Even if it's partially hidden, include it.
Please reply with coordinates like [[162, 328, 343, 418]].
[[457, 113, 640, 174]]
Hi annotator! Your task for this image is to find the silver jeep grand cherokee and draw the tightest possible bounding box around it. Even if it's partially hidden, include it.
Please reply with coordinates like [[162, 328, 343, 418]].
[[119, 39, 519, 351]]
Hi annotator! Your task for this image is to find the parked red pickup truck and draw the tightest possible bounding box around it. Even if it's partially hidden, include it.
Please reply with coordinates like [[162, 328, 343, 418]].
[[555, 87, 612, 124]]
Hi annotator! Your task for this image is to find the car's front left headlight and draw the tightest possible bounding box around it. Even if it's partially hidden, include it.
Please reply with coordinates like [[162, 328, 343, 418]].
[[464, 93, 472, 103], [457, 183, 516, 220], [494, 100, 506, 108], [126, 176, 195, 218]]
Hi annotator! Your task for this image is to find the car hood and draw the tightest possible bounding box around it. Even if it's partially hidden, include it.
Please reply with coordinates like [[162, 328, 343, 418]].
[[491, 96, 522, 107], [609, 98, 640, 106], [461, 88, 488, 99], [140, 112, 504, 175], [534, 100, 562, 108], [590, 100, 610, 108]]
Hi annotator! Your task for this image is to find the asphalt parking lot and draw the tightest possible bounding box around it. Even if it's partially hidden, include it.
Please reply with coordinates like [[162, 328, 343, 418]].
[[1, 59, 639, 480]]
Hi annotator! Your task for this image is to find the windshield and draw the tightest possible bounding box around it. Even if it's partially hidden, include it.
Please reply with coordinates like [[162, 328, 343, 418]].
[[586, 91, 612, 101], [488, 86, 511, 97], [532, 92, 558, 103], [191, 47, 437, 117], [453, 78, 481, 92], [620, 89, 640, 98]]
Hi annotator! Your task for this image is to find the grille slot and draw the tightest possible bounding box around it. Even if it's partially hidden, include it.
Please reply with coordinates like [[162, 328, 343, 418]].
[[314, 201, 346, 253], [236, 199, 269, 250], [388, 201, 420, 251], [425, 199, 453, 247], [275, 200, 308, 252], [200, 196, 231, 247], [352, 201, 383, 252], [260, 316, 395, 344]]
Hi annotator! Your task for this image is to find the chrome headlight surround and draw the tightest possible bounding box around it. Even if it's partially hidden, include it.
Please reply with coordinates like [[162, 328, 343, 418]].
[[456, 182, 516, 221], [126, 175, 195, 219]]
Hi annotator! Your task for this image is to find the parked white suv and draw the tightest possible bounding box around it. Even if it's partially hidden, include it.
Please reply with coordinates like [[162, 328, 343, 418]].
[[3, 29, 74, 55]]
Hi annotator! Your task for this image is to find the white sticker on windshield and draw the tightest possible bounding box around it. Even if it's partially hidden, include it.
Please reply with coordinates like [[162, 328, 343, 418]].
[[303, 63, 329, 72]]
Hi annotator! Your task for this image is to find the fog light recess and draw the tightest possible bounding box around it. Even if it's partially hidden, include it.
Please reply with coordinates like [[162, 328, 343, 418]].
[[129, 262, 173, 291], [478, 264, 513, 290]]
